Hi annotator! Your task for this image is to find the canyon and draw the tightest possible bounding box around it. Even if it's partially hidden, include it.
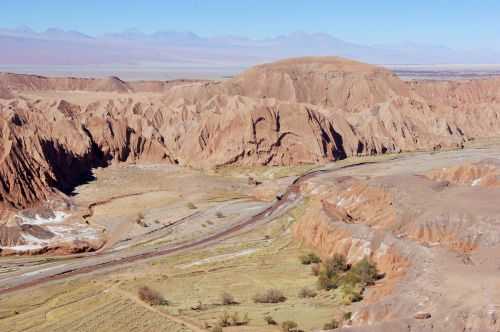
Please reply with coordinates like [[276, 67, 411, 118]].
[[1, 57, 500, 332], [2, 57, 500, 214]]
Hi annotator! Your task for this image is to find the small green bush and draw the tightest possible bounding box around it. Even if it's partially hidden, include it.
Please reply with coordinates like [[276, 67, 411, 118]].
[[351, 257, 379, 286], [339, 270, 362, 287], [299, 253, 321, 265], [308, 254, 381, 308], [339, 284, 363, 305]]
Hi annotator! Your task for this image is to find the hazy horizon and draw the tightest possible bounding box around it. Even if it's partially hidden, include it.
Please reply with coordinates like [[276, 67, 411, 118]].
[[1, 1, 500, 79], [2, 1, 500, 51]]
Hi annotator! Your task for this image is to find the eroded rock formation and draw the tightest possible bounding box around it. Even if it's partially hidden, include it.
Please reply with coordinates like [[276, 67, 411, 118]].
[[426, 159, 500, 187], [292, 161, 500, 331], [1, 56, 500, 218]]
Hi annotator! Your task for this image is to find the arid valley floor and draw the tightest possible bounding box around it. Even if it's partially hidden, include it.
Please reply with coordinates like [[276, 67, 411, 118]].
[[2, 57, 500, 331]]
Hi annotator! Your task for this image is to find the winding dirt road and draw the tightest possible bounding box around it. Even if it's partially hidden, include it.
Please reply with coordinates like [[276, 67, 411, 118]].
[[0, 160, 377, 296]]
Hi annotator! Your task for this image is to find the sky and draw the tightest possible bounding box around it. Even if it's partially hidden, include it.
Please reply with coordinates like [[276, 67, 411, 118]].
[[1, 0, 499, 50]]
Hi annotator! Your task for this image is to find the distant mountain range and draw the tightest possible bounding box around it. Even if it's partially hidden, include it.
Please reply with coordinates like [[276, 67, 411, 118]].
[[1, 26, 499, 68]]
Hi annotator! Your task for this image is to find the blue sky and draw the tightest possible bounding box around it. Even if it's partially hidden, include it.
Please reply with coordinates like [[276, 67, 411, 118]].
[[2, 0, 499, 50]]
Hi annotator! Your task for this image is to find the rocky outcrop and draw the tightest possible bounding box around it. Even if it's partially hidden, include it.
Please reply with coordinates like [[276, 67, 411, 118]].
[[1, 56, 500, 213], [293, 166, 500, 331], [426, 159, 500, 187]]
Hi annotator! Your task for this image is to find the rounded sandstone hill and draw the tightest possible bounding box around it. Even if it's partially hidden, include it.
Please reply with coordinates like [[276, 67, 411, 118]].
[[94, 76, 132, 93], [223, 56, 411, 111]]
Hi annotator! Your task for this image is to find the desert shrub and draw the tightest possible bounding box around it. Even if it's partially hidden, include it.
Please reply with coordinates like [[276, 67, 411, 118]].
[[311, 263, 321, 276], [298, 287, 317, 298], [351, 258, 379, 286], [253, 289, 287, 303], [317, 270, 338, 290], [343, 311, 352, 321], [312, 254, 381, 305], [315, 254, 380, 282], [339, 284, 363, 305], [324, 254, 348, 277], [299, 253, 321, 265], [138, 286, 166, 305], [221, 292, 238, 305], [187, 202, 197, 209], [338, 270, 362, 287], [281, 320, 299, 332], [264, 315, 277, 325], [323, 318, 340, 330], [216, 211, 225, 218]]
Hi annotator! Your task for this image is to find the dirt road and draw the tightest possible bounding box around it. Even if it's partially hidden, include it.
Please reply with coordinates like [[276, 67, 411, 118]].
[[2, 147, 497, 297], [0, 158, 331, 295]]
